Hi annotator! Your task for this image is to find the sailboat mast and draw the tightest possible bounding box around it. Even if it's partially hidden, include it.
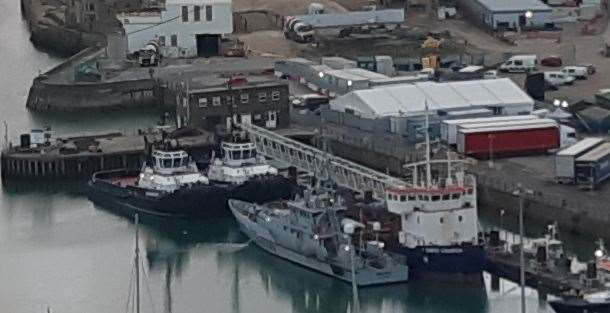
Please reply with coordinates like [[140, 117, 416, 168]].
[[135, 213, 140, 313], [424, 102, 432, 188]]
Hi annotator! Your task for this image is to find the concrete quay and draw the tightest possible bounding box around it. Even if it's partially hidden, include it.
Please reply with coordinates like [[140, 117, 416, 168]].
[[26, 52, 280, 111], [0, 129, 215, 182]]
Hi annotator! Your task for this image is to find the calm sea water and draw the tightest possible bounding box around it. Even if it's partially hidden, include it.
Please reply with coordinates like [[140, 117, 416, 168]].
[[0, 1, 584, 312]]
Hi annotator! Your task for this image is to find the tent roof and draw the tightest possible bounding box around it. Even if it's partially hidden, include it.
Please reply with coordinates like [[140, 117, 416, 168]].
[[330, 78, 534, 118]]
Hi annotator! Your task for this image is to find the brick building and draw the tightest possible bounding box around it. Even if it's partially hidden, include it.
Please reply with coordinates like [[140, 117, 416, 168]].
[[176, 76, 290, 132]]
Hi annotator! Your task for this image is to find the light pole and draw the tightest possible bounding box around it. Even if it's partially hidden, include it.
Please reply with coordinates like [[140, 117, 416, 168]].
[[514, 183, 533, 313]]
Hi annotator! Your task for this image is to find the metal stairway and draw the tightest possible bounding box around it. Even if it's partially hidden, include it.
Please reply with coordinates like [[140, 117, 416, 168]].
[[238, 123, 406, 199]]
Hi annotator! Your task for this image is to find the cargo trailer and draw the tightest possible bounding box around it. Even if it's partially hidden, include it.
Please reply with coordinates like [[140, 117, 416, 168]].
[[451, 118, 557, 146], [575, 143, 610, 190], [457, 123, 560, 158], [441, 115, 539, 145], [554, 137, 604, 184]]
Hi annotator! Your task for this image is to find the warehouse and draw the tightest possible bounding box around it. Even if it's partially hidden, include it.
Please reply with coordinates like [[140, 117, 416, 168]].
[[324, 78, 534, 145], [458, 0, 552, 31]]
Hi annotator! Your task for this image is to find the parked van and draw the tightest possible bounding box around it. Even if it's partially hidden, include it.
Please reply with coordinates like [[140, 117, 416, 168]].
[[544, 71, 575, 86], [499, 55, 537, 73], [561, 66, 588, 80]]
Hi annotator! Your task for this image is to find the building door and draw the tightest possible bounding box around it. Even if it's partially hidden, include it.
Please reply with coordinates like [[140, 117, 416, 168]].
[[519, 14, 526, 26], [265, 111, 277, 129], [196, 34, 220, 57]]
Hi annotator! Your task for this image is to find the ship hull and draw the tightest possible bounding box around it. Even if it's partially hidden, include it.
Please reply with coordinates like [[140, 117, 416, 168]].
[[392, 245, 485, 280], [549, 300, 610, 313], [229, 200, 409, 286], [88, 171, 297, 218]]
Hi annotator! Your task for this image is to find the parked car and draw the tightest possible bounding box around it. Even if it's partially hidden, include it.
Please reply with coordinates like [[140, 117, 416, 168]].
[[483, 70, 498, 79], [541, 55, 563, 67], [544, 71, 575, 86], [578, 63, 596, 75], [417, 68, 436, 80], [561, 66, 588, 80], [499, 55, 537, 73]]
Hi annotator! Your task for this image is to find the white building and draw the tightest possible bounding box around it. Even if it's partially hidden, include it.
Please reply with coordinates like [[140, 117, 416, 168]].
[[331, 78, 534, 119], [117, 0, 233, 58], [458, 0, 552, 31]]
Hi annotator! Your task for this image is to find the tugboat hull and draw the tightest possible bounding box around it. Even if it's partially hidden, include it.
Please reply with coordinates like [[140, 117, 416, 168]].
[[88, 170, 297, 218]]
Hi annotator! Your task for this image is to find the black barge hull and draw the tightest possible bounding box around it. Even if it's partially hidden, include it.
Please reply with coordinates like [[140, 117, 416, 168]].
[[88, 170, 297, 218]]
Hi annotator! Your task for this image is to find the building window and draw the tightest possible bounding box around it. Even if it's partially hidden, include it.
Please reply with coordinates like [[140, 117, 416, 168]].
[[194, 5, 201, 21], [271, 91, 280, 101], [240, 93, 249, 104], [198, 97, 208, 107], [170, 34, 178, 47], [158, 36, 165, 46], [212, 96, 221, 106], [440, 217, 444, 224], [458, 215, 463, 222], [205, 5, 213, 21], [181, 6, 188, 22], [123, 18, 130, 24], [226, 96, 233, 106], [258, 92, 267, 102]]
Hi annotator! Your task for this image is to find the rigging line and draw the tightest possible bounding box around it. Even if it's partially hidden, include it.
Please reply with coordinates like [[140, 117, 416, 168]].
[[141, 256, 158, 313]]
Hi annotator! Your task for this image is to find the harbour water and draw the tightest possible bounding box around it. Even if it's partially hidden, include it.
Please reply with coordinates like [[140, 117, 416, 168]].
[[0, 1, 592, 312]]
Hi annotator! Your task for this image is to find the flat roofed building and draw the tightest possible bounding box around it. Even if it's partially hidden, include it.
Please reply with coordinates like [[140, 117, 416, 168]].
[[176, 76, 289, 132], [117, 0, 233, 58], [458, 0, 552, 31]]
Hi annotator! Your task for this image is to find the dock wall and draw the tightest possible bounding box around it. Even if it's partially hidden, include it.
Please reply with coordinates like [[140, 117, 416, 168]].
[[27, 77, 160, 111], [21, 0, 105, 56]]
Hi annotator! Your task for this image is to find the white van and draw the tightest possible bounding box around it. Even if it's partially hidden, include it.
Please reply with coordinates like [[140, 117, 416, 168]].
[[499, 55, 537, 73], [544, 71, 575, 86], [561, 66, 588, 80]]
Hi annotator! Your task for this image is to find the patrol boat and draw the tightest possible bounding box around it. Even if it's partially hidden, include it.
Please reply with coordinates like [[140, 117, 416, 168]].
[[228, 190, 409, 286]]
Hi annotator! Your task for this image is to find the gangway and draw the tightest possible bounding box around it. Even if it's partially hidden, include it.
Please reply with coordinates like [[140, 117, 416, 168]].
[[238, 123, 406, 199]]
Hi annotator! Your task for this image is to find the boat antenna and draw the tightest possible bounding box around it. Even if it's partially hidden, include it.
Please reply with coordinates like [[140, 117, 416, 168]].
[[134, 213, 140, 313], [424, 101, 432, 188]]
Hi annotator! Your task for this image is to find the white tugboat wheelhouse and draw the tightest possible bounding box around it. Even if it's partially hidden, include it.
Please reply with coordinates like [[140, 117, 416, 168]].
[[138, 149, 209, 192], [207, 141, 278, 184]]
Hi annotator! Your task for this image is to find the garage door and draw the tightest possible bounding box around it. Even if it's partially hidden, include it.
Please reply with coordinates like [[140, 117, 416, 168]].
[[196, 34, 220, 57]]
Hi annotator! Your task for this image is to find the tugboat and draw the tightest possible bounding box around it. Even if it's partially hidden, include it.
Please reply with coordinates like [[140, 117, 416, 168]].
[[228, 190, 409, 286], [88, 139, 296, 218]]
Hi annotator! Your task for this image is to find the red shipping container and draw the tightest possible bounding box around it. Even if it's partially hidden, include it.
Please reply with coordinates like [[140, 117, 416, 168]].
[[457, 124, 560, 158]]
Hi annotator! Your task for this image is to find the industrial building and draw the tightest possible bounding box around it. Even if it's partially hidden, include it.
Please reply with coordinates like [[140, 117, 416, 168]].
[[322, 78, 534, 165], [175, 76, 289, 132], [117, 0, 233, 58], [458, 0, 552, 31]]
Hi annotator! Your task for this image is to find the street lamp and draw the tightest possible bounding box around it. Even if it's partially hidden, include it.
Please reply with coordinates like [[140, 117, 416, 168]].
[[525, 10, 533, 19], [318, 72, 324, 78], [513, 183, 534, 313]]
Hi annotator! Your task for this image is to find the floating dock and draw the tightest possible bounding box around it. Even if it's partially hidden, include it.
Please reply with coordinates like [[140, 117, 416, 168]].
[[0, 128, 215, 181]]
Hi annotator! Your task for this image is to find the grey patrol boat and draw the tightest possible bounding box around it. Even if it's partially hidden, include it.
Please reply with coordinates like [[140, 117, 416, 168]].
[[228, 190, 409, 286]]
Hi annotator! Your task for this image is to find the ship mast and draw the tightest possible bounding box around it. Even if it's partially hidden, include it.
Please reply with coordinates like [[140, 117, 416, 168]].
[[424, 101, 432, 188]]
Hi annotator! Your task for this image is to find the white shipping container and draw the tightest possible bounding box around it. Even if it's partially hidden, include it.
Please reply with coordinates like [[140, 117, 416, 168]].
[[555, 137, 604, 183], [441, 115, 540, 145]]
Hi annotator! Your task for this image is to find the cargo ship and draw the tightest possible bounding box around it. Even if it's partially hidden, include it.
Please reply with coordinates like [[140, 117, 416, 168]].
[[88, 141, 296, 218], [346, 109, 485, 279]]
